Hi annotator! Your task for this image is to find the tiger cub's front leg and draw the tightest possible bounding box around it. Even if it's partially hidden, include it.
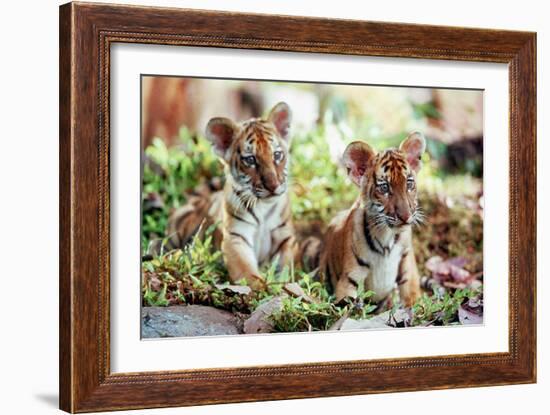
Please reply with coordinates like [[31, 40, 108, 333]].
[[273, 234, 297, 270], [334, 277, 358, 303], [222, 232, 266, 290], [397, 248, 421, 307], [269, 216, 297, 271]]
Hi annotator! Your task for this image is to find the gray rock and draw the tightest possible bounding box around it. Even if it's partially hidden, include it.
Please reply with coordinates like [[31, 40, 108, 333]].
[[141, 305, 242, 338]]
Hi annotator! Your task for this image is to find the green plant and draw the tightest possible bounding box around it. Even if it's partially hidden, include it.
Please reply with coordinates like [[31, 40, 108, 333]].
[[141, 128, 222, 249], [412, 287, 481, 326], [289, 126, 357, 226], [268, 276, 377, 332]]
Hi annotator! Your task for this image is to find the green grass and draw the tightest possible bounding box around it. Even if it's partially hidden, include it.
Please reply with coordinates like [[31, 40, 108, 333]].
[[143, 226, 481, 331], [289, 126, 357, 226], [141, 128, 222, 250], [412, 287, 482, 326]]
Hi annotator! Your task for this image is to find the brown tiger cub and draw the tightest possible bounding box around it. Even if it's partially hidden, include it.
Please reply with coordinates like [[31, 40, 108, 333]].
[[319, 132, 426, 307], [166, 103, 297, 290]]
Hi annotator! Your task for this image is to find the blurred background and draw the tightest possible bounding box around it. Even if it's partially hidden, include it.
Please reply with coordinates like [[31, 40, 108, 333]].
[[141, 76, 483, 296]]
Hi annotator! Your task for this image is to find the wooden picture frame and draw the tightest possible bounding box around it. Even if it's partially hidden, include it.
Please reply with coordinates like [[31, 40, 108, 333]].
[[59, 2, 536, 412]]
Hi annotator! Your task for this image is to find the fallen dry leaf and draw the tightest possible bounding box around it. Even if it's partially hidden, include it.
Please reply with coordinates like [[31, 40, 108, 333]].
[[425, 255, 474, 288], [389, 308, 412, 328], [214, 284, 252, 296], [243, 296, 285, 334], [147, 273, 162, 291], [337, 311, 392, 331], [458, 296, 483, 325], [282, 282, 317, 304]]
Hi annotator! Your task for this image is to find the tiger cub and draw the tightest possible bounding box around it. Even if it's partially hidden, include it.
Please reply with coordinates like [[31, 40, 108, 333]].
[[166, 102, 296, 290], [319, 132, 426, 307]]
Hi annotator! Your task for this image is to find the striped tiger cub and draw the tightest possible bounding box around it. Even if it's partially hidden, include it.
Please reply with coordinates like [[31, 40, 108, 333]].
[[166, 102, 297, 290], [319, 132, 426, 307]]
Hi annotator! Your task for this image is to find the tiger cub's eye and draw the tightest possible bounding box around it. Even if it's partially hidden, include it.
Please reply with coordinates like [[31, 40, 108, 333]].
[[273, 150, 284, 163], [242, 155, 257, 167], [407, 177, 415, 191], [378, 182, 389, 194]]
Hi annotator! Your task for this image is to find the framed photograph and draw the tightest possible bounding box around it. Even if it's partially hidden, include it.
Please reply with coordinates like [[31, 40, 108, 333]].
[[59, 2, 536, 412]]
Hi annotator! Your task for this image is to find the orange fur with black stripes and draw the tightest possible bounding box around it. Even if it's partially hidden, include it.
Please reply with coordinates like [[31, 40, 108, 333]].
[[319, 132, 426, 307], [166, 103, 297, 289]]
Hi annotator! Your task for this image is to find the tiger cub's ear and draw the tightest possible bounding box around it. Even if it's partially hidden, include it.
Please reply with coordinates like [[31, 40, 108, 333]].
[[343, 141, 376, 187], [399, 131, 426, 173], [268, 102, 292, 141], [206, 117, 238, 160]]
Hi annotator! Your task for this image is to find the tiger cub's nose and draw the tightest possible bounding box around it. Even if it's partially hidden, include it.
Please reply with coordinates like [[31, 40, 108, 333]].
[[396, 212, 411, 224], [262, 173, 280, 194]]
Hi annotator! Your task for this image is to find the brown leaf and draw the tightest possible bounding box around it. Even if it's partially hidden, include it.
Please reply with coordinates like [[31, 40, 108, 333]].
[[214, 284, 252, 296], [389, 308, 412, 328], [425, 255, 444, 272], [443, 281, 469, 289], [458, 296, 483, 325], [337, 311, 393, 331], [426, 255, 473, 285], [166, 292, 178, 305], [282, 282, 317, 303], [243, 296, 285, 334], [147, 274, 162, 291], [449, 265, 470, 282]]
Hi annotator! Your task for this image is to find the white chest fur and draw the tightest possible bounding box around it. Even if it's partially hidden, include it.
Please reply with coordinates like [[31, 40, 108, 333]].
[[252, 198, 282, 261], [365, 245, 403, 301], [350, 210, 405, 302], [226, 194, 286, 264]]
